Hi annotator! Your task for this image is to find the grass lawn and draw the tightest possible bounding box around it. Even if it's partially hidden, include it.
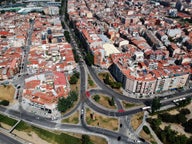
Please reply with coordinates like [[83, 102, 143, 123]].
[[121, 101, 140, 109], [92, 94, 117, 110], [131, 112, 144, 130], [0, 113, 17, 127], [67, 133, 108, 144], [0, 85, 15, 102], [15, 121, 82, 144], [86, 108, 119, 131], [62, 110, 79, 124], [14, 121, 107, 144], [139, 129, 157, 144], [87, 74, 97, 89]]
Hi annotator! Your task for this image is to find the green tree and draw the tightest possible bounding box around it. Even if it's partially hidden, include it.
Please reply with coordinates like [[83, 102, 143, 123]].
[[68, 90, 78, 102], [69, 75, 78, 84], [176, 113, 187, 124], [178, 98, 191, 107], [85, 53, 94, 66], [111, 82, 122, 89], [151, 97, 161, 113], [143, 125, 150, 134], [187, 137, 192, 144], [74, 72, 80, 79], [180, 108, 191, 115], [104, 73, 110, 85], [64, 31, 71, 42], [72, 49, 79, 62], [57, 97, 70, 112], [108, 97, 115, 106], [57, 91, 78, 112], [0, 100, 9, 106], [82, 135, 91, 144], [184, 119, 192, 133], [93, 95, 100, 102]]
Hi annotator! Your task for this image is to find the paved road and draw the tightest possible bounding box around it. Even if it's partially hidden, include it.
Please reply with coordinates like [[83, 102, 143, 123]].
[[0, 132, 22, 144], [1, 2, 192, 144]]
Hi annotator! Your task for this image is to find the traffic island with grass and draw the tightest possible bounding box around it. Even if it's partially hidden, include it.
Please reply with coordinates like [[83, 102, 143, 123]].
[[87, 74, 97, 89], [92, 94, 117, 110], [14, 120, 107, 144], [139, 126, 157, 144], [86, 108, 119, 131], [62, 110, 79, 124], [121, 100, 140, 109], [131, 112, 144, 130]]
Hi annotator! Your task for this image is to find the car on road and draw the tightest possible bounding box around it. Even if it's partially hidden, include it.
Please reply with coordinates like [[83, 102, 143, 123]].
[[118, 109, 125, 113], [81, 108, 84, 114], [17, 85, 21, 89], [117, 136, 121, 141]]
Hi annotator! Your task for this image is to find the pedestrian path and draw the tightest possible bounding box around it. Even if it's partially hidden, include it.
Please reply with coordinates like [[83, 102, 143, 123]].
[[9, 120, 21, 133]]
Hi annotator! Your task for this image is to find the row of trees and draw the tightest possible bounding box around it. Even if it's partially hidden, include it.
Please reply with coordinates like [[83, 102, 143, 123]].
[[57, 90, 78, 112], [177, 98, 191, 107], [64, 31, 71, 43], [150, 97, 191, 114], [158, 109, 189, 124], [69, 72, 80, 84], [151, 97, 161, 113], [158, 108, 192, 134], [85, 53, 94, 66], [72, 49, 80, 62]]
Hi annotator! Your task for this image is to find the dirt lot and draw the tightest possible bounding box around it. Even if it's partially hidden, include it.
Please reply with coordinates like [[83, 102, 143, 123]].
[[0, 123, 12, 130], [70, 79, 80, 91], [131, 112, 144, 130], [13, 130, 51, 144], [139, 129, 156, 144], [0, 85, 15, 102]]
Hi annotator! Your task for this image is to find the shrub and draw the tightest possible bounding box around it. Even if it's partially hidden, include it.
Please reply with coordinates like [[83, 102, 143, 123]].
[[143, 125, 150, 134], [0, 100, 9, 106], [180, 109, 190, 115], [93, 95, 100, 102]]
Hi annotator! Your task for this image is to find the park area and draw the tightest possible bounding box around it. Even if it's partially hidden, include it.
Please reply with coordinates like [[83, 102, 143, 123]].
[[0, 85, 15, 102], [145, 102, 192, 144]]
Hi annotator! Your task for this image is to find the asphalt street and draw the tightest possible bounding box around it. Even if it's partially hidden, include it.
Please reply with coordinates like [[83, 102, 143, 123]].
[[1, 2, 192, 144], [0, 132, 22, 144]]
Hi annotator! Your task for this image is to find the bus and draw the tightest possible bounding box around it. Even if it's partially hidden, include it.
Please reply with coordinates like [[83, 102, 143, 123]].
[[142, 106, 151, 111]]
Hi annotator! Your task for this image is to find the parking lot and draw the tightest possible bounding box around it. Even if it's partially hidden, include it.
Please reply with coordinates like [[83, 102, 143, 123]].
[[21, 99, 61, 120]]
